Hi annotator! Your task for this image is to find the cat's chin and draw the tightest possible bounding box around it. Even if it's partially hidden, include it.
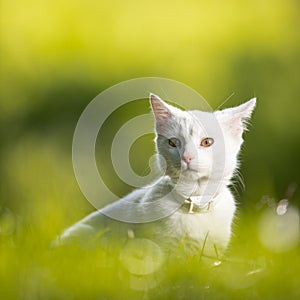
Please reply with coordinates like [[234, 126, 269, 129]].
[[181, 169, 203, 181], [166, 166, 208, 182], [167, 171, 201, 184]]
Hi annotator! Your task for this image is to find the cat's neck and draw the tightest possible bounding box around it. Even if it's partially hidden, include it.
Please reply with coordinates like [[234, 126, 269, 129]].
[[170, 175, 230, 199], [168, 175, 228, 213]]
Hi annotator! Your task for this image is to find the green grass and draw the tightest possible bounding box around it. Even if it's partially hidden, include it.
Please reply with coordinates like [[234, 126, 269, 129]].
[[1, 200, 299, 300], [0, 136, 299, 299]]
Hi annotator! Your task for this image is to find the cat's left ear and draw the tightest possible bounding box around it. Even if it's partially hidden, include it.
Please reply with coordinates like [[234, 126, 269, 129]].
[[150, 93, 180, 121], [215, 98, 256, 135]]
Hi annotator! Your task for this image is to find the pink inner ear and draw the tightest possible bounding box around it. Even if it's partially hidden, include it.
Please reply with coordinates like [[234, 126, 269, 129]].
[[215, 98, 256, 137], [153, 107, 171, 121], [228, 121, 244, 136], [151, 96, 172, 121]]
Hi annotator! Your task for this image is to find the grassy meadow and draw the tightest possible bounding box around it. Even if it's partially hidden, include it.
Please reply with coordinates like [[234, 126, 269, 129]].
[[1, 0, 300, 299]]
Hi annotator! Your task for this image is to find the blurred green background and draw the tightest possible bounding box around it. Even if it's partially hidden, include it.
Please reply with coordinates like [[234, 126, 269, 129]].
[[1, 0, 299, 299]]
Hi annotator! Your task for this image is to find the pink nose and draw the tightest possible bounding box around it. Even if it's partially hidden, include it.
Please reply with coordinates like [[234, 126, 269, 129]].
[[183, 155, 193, 164]]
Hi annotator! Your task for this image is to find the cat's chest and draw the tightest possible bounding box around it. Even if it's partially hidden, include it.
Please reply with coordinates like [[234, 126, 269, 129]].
[[167, 210, 219, 240], [164, 196, 236, 250]]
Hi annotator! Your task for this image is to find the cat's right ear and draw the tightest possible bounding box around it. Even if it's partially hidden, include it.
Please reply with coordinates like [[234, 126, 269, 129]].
[[150, 93, 173, 121]]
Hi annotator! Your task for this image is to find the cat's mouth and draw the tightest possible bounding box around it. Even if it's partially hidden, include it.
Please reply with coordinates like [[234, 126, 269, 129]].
[[183, 165, 199, 174], [180, 164, 210, 180], [187, 166, 198, 172], [180, 161, 198, 173]]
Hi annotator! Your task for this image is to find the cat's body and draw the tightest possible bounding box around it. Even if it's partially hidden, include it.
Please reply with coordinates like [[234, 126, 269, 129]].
[[58, 94, 256, 259]]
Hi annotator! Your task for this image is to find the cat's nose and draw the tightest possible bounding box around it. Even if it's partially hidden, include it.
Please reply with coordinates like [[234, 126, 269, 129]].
[[183, 155, 193, 164]]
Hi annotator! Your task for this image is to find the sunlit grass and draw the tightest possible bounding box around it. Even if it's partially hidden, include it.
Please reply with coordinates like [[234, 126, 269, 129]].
[[1, 110, 299, 299], [1, 0, 300, 298], [1, 140, 299, 299], [1, 209, 299, 299]]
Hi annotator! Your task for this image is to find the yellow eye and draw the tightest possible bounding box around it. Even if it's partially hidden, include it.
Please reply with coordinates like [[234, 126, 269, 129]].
[[200, 137, 214, 147], [168, 138, 179, 148]]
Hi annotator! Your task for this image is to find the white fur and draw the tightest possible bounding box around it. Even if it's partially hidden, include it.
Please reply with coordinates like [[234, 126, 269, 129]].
[[59, 94, 256, 258], [148, 94, 256, 256], [163, 188, 236, 257]]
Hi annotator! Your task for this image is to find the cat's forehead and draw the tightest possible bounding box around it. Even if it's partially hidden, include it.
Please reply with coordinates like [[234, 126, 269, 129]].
[[177, 112, 202, 135], [159, 110, 218, 138]]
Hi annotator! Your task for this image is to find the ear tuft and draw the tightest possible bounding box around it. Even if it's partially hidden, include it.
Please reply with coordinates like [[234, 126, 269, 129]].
[[236, 97, 256, 120], [215, 98, 257, 136], [150, 93, 172, 121]]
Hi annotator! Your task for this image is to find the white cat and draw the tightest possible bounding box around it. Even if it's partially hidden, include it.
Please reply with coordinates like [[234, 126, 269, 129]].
[[58, 94, 256, 259]]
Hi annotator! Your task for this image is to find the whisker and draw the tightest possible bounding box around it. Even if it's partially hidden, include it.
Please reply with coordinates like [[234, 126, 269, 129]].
[[215, 92, 235, 110], [230, 169, 245, 196]]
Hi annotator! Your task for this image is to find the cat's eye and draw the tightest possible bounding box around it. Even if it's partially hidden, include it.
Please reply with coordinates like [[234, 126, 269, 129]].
[[168, 138, 180, 148], [200, 137, 214, 147]]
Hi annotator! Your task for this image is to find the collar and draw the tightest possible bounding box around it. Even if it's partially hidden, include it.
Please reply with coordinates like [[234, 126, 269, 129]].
[[182, 193, 219, 214]]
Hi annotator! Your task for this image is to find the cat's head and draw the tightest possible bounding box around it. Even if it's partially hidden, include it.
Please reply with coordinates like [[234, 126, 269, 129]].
[[150, 93, 256, 195]]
